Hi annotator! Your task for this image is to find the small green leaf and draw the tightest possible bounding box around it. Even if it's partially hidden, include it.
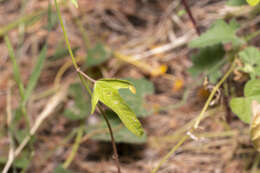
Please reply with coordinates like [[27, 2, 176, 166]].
[[85, 43, 111, 68], [239, 46, 260, 79], [64, 83, 91, 120], [230, 97, 252, 124], [230, 80, 260, 124], [70, 0, 78, 8], [247, 0, 260, 6], [188, 44, 225, 83], [91, 79, 144, 136], [91, 79, 135, 114], [189, 20, 244, 48]]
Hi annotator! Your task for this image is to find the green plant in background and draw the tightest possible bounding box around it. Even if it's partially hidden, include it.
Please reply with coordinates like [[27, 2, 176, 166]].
[[187, 0, 260, 152], [152, 1, 260, 172], [64, 83, 92, 120], [188, 18, 260, 131], [153, 0, 260, 172]]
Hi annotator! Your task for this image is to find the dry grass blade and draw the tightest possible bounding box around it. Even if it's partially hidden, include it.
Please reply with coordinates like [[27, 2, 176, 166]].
[[2, 86, 67, 173]]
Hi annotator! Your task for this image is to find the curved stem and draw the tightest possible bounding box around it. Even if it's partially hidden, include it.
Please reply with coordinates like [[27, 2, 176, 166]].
[[194, 60, 236, 129], [54, 0, 95, 84], [98, 106, 121, 173]]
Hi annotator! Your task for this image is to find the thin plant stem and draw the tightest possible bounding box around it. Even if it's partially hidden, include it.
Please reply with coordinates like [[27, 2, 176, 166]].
[[76, 67, 96, 83], [194, 60, 236, 129], [98, 106, 121, 173], [54, 1, 121, 172], [54, 0, 94, 94], [181, 0, 200, 35], [54, 0, 78, 69]]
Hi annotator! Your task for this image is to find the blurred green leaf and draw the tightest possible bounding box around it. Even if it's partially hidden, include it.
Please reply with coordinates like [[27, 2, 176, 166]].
[[245, 80, 260, 97], [230, 96, 260, 124], [0, 153, 30, 169], [4, 35, 25, 99], [15, 129, 28, 144], [85, 43, 111, 68], [119, 78, 154, 117], [23, 44, 47, 104], [86, 110, 147, 143], [48, 43, 79, 61], [189, 20, 244, 48], [91, 79, 144, 136], [188, 44, 226, 83], [64, 83, 91, 120], [230, 80, 260, 124], [227, 0, 247, 6], [238, 46, 260, 79], [45, 3, 58, 31], [53, 165, 74, 173]]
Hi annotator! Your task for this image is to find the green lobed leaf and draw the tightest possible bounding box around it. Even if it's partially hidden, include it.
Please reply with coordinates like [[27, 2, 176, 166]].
[[91, 79, 136, 113], [119, 78, 154, 117], [64, 83, 91, 120], [91, 79, 144, 136], [188, 44, 226, 83], [189, 20, 244, 48], [239, 46, 260, 79]]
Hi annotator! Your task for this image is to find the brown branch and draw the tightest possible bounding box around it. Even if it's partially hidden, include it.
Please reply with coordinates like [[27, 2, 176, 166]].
[[181, 0, 200, 35]]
